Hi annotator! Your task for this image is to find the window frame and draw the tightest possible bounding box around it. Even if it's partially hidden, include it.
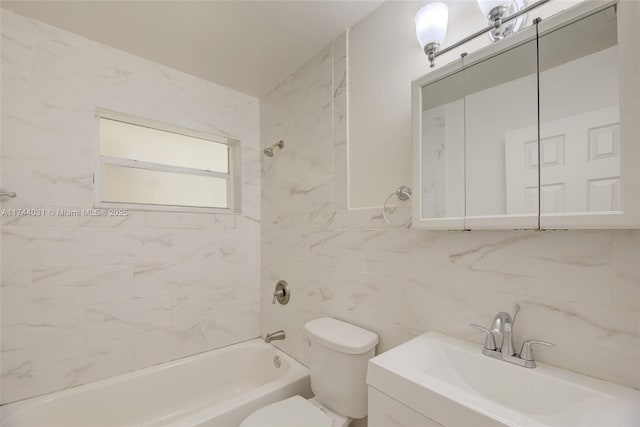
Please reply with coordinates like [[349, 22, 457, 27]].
[[94, 109, 241, 214]]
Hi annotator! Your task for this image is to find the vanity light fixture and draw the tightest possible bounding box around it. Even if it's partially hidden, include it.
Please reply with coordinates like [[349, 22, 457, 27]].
[[415, 2, 449, 68], [477, 0, 527, 41], [419, 0, 551, 67]]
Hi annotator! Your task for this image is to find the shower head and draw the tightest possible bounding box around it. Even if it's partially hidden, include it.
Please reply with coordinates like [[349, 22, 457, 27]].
[[263, 140, 284, 157]]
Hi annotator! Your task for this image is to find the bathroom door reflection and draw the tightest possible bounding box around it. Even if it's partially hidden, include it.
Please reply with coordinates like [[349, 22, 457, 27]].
[[538, 5, 620, 215], [464, 38, 539, 224]]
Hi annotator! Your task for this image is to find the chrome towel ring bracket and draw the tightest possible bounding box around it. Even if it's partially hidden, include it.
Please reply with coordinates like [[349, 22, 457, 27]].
[[382, 186, 412, 227]]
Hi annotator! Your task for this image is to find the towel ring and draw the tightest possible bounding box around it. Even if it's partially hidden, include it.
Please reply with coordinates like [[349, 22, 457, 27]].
[[382, 186, 412, 227]]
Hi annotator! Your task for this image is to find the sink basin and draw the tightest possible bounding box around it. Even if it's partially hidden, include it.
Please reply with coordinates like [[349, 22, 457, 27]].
[[367, 332, 640, 426]]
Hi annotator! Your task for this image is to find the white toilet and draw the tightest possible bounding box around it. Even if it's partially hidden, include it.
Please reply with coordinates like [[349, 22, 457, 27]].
[[240, 317, 379, 427]]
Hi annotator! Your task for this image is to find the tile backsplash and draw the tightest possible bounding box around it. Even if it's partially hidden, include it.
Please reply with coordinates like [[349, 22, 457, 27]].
[[1, 10, 260, 404], [260, 33, 640, 390]]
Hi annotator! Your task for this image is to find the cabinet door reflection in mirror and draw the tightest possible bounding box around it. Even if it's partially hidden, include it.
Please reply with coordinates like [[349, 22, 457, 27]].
[[465, 39, 538, 227], [538, 5, 619, 217], [420, 69, 465, 221]]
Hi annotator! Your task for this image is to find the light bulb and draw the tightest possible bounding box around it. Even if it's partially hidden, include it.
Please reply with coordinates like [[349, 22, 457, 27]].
[[415, 2, 449, 49]]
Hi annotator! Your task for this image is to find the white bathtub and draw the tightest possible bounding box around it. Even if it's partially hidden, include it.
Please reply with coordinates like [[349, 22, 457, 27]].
[[1, 339, 312, 427]]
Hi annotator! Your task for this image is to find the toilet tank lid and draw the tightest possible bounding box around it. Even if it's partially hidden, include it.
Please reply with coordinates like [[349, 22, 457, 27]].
[[304, 318, 378, 355]]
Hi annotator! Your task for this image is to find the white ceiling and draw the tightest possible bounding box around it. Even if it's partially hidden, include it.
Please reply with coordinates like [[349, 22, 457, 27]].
[[1, 0, 384, 97]]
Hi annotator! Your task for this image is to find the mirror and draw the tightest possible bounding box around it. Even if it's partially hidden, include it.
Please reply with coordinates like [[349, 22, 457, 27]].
[[465, 39, 538, 221], [414, 0, 638, 230], [418, 38, 539, 228], [538, 5, 619, 215], [420, 69, 465, 220]]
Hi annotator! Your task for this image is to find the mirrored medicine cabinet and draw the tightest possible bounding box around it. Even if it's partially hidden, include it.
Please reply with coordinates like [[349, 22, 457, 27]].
[[412, 0, 640, 230]]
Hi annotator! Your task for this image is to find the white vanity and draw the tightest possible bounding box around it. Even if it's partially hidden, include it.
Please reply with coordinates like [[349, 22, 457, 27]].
[[366, 332, 640, 427]]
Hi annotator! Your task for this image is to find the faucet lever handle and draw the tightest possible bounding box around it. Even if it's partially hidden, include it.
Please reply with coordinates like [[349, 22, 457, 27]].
[[519, 339, 554, 362], [272, 289, 284, 304], [470, 323, 497, 351], [271, 280, 290, 305]]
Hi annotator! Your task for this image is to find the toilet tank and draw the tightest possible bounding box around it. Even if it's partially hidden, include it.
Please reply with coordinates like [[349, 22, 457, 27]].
[[304, 318, 379, 419]]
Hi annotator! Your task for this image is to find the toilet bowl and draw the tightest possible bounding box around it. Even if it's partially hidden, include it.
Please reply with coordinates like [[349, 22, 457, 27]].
[[239, 318, 378, 427], [239, 395, 349, 427]]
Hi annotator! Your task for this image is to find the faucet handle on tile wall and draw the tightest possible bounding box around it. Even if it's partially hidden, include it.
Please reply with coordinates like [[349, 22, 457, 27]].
[[272, 280, 290, 305]]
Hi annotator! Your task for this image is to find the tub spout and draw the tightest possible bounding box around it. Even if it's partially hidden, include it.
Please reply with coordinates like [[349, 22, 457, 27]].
[[264, 330, 285, 343]]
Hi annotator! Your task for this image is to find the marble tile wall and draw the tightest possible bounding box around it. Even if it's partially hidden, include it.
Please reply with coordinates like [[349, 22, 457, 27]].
[[1, 10, 260, 404], [260, 33, 640, 391]]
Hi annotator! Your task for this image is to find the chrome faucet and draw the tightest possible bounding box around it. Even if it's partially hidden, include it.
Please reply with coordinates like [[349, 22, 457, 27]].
[[471, 305, 554, 368], [264, 330, 285, 343]]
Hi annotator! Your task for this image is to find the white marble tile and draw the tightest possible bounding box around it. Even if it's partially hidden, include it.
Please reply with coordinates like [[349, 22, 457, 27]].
[[145, 212, 234, 230], [333, 94, 347, 155], [513, 231, 614, 306], [334, 151, 348, 210], [306, 268, 397, 321], [132, 259, 212, 297], [305, 230, 365, 271], [402, 280, 518, 339], [332, 32, 347, 63], [345, 206, 412, 229], [77, 211, 147, 228], [286, 45, 332, 97], [332, 33, 347, 101], [362, 229, 452, 285], [262, 308, 314, 367], [514, 298, 640, 389], [610, 230, 640, 311], [0, 112, 91, 164], [1, 9, 260, 402], [263, 172, 335, 216], [0, 157, 37, 210], [85, 297, 171, 344], [1, 308, 85, 352], [0, 262, 33, 316], [132, 327, 208, 370], [85, 228, 173, 265], [1, 208, 80, 228], [332, 313, 421, 356], [286, 135, 335, 178], [3, 264, 132, 315], [307, 211, 346, 229], [133, 313, 259, 369], [171, 286, 259, 328], [1, 347, 50, 403], [70, 337, 134, 391], [1, 226, 89, 269], [1, 336, 133, 403], [0, 21, 34, 81]]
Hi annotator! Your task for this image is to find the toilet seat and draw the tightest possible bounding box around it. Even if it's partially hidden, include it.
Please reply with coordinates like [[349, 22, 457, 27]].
[[239, 396, 336, 427]]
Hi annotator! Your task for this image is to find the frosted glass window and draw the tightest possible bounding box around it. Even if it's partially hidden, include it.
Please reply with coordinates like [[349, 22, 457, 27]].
[[100, 118, 229, 173], [96, 114, 236, 211], [103, 165, 228, 208]]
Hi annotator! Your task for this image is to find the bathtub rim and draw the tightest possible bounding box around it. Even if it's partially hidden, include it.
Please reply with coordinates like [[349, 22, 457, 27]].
[[1, 338, 309, 425]]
